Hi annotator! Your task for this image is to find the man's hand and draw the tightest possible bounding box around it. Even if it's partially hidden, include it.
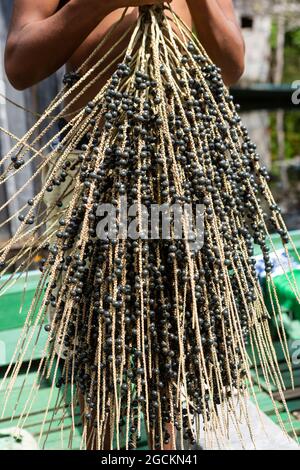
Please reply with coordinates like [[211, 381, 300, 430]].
[[109, 0, 171, 6], [77, 0, 171, 11]]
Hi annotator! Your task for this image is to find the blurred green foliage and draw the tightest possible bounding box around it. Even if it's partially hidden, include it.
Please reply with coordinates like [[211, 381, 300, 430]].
[[269, 24, 300, 162], [283, 29, 300, 83], [270, 21, 278, 50], [270, 23, 300, 82], [270, 111, 300, 162]]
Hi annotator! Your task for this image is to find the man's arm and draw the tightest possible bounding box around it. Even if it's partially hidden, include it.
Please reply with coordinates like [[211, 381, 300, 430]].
[[5, 0, 167, 90], [187, 0, 245, 85]]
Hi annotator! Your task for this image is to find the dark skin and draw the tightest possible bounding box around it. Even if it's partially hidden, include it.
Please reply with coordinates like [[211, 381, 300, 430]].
[[4, 0, 245, 450], [5, 0, 245, 95]]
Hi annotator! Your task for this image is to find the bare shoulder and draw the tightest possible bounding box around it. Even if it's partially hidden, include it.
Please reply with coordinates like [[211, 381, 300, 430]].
[[9, 0, 61, 32]]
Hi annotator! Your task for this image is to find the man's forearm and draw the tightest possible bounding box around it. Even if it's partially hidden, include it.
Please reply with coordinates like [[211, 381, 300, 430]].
[[186, 0, 245, 85], [5, 0, 112, 89]]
